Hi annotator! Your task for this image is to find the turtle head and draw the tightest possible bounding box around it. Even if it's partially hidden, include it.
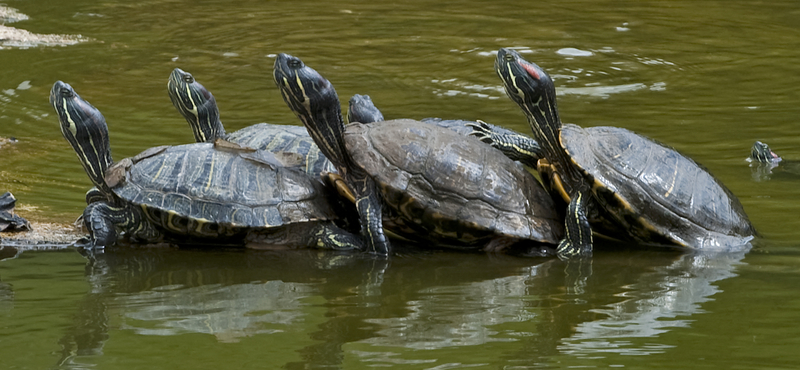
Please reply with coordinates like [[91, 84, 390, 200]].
[[750, 141, 781, 164], [495, 48, 567, 171], [347, 94, 384, 124], [273, 53, 348, 169], [50, 81, 114, 194], [273, 53, 341, 123], [168, 68, 224, 143], [495, 48, 559, 127]]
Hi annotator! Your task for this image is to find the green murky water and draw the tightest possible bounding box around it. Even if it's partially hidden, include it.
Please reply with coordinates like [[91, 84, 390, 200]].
[[2, 0, 800, 368]]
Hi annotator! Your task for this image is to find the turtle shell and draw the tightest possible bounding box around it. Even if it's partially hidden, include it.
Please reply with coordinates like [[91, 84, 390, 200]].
[[344, 119, 563, 246], [560, 124, 755, 250], [224, 123, 336, 177], [109, 143, 337, 238]]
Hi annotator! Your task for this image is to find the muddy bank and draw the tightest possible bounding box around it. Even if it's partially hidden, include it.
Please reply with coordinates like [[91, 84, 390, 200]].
[[0, 221, 82, 260], [0, 5, 28, 23], [0, 25, 87, 48], [1, 5, 89, 48], [1, 221, 82, 244]]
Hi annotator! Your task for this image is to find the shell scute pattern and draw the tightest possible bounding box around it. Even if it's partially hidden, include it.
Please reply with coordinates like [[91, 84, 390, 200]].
[[346, 120, 562, 243], [562, 124, 752, 247], [225, 123, 335, 176], [112, 143, 336, 231]]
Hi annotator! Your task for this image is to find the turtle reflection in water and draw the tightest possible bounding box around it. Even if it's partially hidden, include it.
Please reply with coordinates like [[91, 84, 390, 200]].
[[748, 141, 800, 181], [50, 81, 363, 251]]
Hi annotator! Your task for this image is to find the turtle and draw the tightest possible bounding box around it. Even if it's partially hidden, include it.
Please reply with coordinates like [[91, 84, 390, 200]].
[[748, 140, 800, 180], [273, 53, 564, 256], [76, 68, 337, 231], [474, 48, 755, 258], [167, 67, 336, 177], [50, 80, 363, 251], [750, 141, 781, 164]]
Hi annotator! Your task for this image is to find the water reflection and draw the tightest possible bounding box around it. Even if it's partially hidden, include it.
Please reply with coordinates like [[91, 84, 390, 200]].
[[750, 161, 800, 182], [121, 282, 314, 342], [559, 250, 748, 357], [46, 244, 748, 368]]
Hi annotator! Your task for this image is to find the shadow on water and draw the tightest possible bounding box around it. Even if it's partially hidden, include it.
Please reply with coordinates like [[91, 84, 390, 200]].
[[31, 241, 747, 369]]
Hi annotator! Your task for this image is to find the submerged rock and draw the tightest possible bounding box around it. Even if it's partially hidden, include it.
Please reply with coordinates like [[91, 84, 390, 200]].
[[0, 192, 30, 232]]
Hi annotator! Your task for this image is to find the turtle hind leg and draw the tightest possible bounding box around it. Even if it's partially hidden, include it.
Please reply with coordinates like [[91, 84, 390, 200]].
[[483, 236, 517, 253], [246, 222, 365, 251], [311, 222, 366, 251], [556, 190, 593, 260]]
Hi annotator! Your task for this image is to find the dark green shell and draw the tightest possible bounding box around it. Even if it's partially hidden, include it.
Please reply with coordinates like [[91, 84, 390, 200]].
[[345, 119, 563, 246], [561, 124, 755, 250], [111, 143, 337, 238], [225, 123, 336, 177]]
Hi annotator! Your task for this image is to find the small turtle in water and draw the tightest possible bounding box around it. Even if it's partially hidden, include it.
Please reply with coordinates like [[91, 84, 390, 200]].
[[748, 141, 800, 181], [51, 81, 363, 251], [274, 53, 563, 255], [471, 48, 755, 258]]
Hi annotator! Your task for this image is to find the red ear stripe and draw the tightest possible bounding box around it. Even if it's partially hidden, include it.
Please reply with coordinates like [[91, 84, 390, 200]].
[[520, 62, 541, 80]]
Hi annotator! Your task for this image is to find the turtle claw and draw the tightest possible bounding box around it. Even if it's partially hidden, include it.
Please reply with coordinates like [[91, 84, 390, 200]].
[[73, 237, 104, 260], [556, 240, 592, 261], [465, 120, 495, 145]]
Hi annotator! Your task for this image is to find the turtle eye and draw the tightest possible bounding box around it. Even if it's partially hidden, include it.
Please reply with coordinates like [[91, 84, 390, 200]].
[[504, 53, 515, 62], [288, 59, 303, 68], [182, 75, 194, 83]]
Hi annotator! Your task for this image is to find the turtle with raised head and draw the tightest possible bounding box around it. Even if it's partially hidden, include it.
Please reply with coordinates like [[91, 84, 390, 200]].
[[51, 81, 363, 251], [472, 48, 755, 258], [168, 68, 336, 177], [273, 53, 563, 256]]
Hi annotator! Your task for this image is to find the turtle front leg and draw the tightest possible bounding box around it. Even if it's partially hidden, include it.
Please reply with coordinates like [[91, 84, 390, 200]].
[[466, 120, 543, 168], [349, 174, 390, 256], [557, 190, 593, 260], [82, 203, 116, 249], [82, 201, 161, 249], [323, 171, 389, 255]]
